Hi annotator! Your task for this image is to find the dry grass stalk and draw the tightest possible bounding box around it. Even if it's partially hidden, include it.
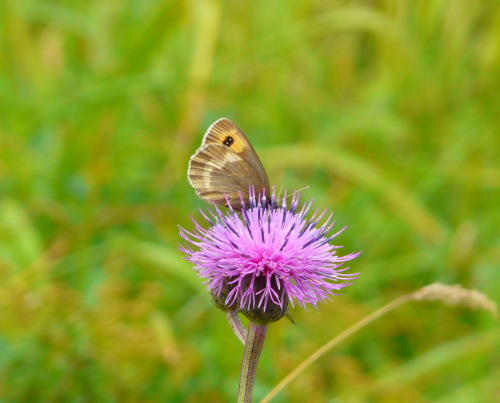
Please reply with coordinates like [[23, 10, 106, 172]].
[[261, 283, 497, 402], [412, 283, 497, 318]]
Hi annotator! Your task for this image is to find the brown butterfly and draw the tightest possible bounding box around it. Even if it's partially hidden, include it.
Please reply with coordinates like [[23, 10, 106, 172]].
[[187, 118, 270, 209]]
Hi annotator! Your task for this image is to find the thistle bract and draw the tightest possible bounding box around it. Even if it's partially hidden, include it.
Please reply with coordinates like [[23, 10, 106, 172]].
[[179, 189, 360, 323]]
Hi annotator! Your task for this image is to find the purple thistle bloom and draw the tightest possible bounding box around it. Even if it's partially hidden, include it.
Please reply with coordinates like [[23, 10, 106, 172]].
[[179, 188, 360, 322]]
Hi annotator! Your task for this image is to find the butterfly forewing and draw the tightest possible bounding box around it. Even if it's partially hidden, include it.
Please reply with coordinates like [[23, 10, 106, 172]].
[[188, 118, 270, 208]]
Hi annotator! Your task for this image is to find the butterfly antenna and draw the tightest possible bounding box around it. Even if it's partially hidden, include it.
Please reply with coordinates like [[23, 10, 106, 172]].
[[286, 186, 311, 199]]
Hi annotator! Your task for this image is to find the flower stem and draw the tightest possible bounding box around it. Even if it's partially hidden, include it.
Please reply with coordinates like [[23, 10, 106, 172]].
[[226, 310, 247, 345], [237, 322, 267, 403]]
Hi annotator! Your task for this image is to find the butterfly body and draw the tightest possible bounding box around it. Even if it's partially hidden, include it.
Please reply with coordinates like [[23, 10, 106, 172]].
[[188, 118, 270, 208]]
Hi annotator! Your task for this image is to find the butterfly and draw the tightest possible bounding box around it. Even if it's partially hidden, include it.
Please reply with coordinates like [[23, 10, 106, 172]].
[[188, 118, 270, 209]]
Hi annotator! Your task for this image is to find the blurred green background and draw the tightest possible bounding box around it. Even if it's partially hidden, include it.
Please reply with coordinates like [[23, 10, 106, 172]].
[[0, 0, 498, 401]]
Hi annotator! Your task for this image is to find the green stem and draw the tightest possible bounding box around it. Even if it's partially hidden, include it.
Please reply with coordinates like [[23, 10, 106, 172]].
[[226, 310, 247, 345], [237, 322, 267, 403]]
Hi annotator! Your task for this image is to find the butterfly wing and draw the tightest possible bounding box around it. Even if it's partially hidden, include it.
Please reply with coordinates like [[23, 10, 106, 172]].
[[188, 118, 270, 208], [201, 118, 269, 186]]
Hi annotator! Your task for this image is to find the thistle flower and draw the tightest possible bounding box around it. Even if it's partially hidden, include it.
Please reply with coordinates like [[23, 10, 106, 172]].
[[179, 189, 360, 323]]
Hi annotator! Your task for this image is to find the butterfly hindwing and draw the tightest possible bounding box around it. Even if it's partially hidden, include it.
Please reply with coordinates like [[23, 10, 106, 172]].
[[188, 144, 257, 207]]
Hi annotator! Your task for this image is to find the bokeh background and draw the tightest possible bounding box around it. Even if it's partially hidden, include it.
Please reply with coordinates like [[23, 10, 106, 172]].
[[0, 0, 498, 401]]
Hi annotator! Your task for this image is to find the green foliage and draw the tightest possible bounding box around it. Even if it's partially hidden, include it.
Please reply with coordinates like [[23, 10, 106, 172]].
[[0, 0, 498, 401]]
